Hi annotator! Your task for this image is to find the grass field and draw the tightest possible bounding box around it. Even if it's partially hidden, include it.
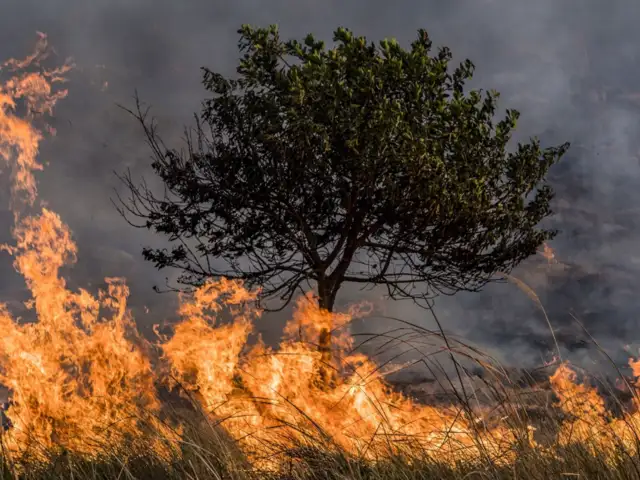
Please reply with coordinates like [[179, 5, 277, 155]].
[[1, 335, 639, 480]]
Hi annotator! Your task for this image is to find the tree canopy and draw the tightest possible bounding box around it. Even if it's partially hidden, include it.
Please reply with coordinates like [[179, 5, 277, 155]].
[[118, 24, 569, 315]]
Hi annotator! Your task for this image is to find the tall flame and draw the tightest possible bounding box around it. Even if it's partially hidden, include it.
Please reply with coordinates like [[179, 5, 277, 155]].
[[0, 33, 172, 460]]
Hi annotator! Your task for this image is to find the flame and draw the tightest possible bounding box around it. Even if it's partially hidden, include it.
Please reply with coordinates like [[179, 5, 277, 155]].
[[4, 32, 640, 474], [0, 32, 72, 207], [163, 289, 526, 465], [0, 211, 172, 457], [0, 34, 173, 461], [540, 242, 557, 264], [547, 362, 640, 461]]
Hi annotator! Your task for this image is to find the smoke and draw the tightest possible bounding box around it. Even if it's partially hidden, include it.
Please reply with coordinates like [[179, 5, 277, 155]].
[[1, 0, 639, 369]]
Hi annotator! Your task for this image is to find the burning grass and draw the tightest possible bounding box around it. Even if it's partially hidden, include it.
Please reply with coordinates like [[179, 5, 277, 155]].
[[5, 33, 640, 479], [4, 354, 640, 480]]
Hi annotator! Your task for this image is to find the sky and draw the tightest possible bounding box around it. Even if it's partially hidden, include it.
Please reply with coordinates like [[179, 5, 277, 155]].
[[1, 0, 639, 370]]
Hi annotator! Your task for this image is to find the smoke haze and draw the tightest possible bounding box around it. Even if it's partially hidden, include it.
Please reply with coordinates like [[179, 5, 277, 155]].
[[1, 0, 639, 370]]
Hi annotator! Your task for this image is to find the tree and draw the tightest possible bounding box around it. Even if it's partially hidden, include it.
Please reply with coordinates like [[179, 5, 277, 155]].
[[117, 24, 569, 362]]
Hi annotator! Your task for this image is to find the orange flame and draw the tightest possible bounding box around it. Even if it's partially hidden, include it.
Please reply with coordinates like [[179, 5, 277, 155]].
[[0, 34, 172, 460], [162, 289, 526, 465], [0, 32, 72, 207], [540, 242, 556, 264]]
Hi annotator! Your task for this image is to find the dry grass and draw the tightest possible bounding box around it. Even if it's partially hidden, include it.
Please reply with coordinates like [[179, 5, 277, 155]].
[[4, 418, 640, 480], [2, 325, 640, 480], [0, 269, 635, 480]]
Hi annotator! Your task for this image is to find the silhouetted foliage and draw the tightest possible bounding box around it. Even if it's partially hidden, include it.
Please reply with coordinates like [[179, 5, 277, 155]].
[[117, 24, 569, 315]]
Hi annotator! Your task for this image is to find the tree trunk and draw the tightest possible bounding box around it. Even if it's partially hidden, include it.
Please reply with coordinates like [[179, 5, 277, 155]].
[[317, 281, 336, 389]]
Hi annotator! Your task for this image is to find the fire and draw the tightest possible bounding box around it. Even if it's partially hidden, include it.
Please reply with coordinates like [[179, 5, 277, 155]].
[[0, 210, 171, 457], [0, 32, 72, 207], [0, 34, 172, 460], [548, 362, 640, 461], [2, 32, 640, 473], [540, 242, 556, 264], [161, 286, 534, 466]]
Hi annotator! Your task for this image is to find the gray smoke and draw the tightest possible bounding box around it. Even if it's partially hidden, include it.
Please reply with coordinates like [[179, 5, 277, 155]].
[[1, 0, 639, 371]]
